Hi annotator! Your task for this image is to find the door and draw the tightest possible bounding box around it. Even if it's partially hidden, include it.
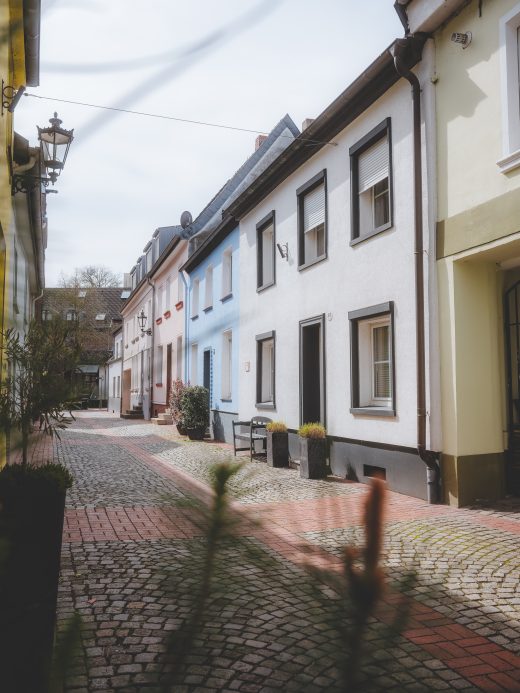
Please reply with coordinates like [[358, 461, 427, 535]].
[[505, 281, 520, 495], [122, 369, 131, 413], [300, 315, 326, 425], [166, 343, 172, 405], [203, 349, 211, 425]]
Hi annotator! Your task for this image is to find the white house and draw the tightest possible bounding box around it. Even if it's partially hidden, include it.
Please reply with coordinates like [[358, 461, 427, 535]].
[[225, 35, 442, 501], [107, 326, 123, 414]]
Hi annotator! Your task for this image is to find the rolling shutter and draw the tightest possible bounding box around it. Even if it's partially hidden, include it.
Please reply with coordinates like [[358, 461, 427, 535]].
[[358, 136, 389, 193], [303, 183, 325, 233]]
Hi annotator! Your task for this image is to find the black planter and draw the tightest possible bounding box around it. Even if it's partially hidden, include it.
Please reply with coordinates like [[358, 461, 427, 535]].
[[299, 437, 327, 479], [267, 431, 289, 468], [186, 426, 205, 441], [176, 423, 187, 436], [0, 472, 68, 692]]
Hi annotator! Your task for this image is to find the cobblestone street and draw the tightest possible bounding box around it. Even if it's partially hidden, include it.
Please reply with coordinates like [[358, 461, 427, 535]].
[[53, 412, 520, 692]]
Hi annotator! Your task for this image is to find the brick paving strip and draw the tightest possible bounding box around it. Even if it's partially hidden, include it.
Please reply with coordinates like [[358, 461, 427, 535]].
[[29, 412, 518, 691]]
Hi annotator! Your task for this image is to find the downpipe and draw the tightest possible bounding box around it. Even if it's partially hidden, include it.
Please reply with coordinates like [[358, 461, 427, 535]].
[[391, 35, 441, 504]]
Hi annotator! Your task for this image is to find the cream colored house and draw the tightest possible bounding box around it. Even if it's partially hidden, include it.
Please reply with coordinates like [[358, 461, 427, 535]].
[[405, 0, 520, 504]]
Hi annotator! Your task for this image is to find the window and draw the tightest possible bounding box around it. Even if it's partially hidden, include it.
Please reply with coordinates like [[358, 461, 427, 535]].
[[349, 301, 395, 416], [221, 330, 232, 400], [165, 277, 171, 311], [66, 309, 77, 321], [117, 375, 121, 397], [156, 345, 163, 384], [204, 266, 213, 310], [222, 248, 233, 298], [257, 211, 275, 290], [177, 270, 184, 303], [157, 284, 164, 316], [297, 171, 327, 269], [112, 377, 116, 397], [191, 278, 200, 318], [256, 331, 275, 408], [41, 309, 52, 321], [350, 118, 392, 243], [499, 4, 520, 171], [95, 313, 106, 321], [176, 335, 182, 380], [191, 343, 198, 384], [131, 271, 136, 290]]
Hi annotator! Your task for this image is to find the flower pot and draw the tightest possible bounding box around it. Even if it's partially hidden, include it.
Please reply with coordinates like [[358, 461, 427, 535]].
[[299, 437, 327, 479], [267, 430, 289, 468], [176, 423, 187, 436], [186, 426, 206, 441], [0, 471, 68, 691]]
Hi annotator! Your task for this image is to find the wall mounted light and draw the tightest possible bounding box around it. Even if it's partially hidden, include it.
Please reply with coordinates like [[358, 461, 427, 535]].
[[276, 242, 288, 260], [2, 81, 25, 114], [137, 309, 152, 336], [12, 112, 74, 194], [451, 31, 472, 49]]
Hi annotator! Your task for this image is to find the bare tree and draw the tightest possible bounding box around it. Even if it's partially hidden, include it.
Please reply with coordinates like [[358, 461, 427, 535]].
[[59, 265, 121, 288]]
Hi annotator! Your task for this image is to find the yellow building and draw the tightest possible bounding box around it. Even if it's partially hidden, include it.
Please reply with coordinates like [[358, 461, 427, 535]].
[[0, 0, 43, 466], [405, 0, 520, 504]]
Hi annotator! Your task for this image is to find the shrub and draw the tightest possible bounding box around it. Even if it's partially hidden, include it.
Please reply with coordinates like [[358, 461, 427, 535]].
[[180, 386, 209, 430], [266, 421, 287, 433], [168, 379, 187, 424], [298, 422, 326, 439]]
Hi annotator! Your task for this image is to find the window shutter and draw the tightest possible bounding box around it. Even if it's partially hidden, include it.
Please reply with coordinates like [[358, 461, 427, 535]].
[[303, 183, 325, 233], [358, 136, 389, 193], [373, 324, 391, 399]]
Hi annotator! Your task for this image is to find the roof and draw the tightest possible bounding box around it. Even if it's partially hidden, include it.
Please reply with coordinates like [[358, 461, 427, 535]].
[[42, 287, 127, 323]]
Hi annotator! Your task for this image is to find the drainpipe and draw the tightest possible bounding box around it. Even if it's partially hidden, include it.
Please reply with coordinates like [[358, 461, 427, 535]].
[[390, 35, 441, 504], [180, 270, 189, 383], [147, 277, 155, 420]]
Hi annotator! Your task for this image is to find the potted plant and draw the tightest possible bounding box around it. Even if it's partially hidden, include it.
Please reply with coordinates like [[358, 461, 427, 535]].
[[266, 421, 289, 468], [180, 385, 209, 440], [169, 378, 187, 435], [0, 320, 79, 690], [298, 422, 328, 479]]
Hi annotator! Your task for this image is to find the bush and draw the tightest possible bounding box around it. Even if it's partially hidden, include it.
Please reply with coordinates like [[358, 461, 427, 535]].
[[180, 386, 209, 430], [168, 379, 187, 425], [266, 421, 287, 433], [298, 422, 326, 439]]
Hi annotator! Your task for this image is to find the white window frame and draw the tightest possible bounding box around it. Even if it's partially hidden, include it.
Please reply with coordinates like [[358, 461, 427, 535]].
[[156, 345, 163, 385], [204, 265, 213, 310], [191, 343, 198, 385], [222, 248, 233, 298], [165, 277, 171, 312], [191, 278, 200, 318], [370, 319, 392, 406], [221, 330, 232, 400], [256, 331, 275, 408], [499, 3, 520, 172]]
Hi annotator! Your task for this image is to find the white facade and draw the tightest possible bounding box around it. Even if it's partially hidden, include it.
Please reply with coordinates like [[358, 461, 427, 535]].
[[121, 284, 153, 418], [237, 58, 440, 478], [107, 329, 123, 414]]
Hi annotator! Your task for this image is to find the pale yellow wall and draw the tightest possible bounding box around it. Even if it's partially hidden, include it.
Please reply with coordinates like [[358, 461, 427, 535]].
[[436, 0, 520, 227]]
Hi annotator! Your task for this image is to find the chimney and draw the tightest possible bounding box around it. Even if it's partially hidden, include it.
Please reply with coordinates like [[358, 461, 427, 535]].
[[123, 273, 131, 288], [302, 118, 315, 131], [255, 134, 268, 151]]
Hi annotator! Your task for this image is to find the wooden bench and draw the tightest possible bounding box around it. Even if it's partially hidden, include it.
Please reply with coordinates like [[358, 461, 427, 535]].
[[232, 416, 272, 461]]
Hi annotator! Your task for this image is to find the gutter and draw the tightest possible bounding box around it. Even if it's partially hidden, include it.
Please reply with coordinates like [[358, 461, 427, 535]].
[[390, 34, 441, 504]]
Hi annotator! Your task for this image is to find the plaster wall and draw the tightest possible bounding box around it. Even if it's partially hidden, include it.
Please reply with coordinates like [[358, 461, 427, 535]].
[[121, 284, 153, 418], [187, 226, 239, 440], [238, 69, 436, 453]]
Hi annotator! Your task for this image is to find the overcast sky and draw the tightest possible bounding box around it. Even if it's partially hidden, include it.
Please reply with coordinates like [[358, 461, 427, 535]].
[[15, 0, 403, 286]]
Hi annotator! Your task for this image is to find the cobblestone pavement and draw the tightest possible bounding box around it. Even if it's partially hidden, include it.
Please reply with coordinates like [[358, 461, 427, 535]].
[[53, 411, 520, 692]]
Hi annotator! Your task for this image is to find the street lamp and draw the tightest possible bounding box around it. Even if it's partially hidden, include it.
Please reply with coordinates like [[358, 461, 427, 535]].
[[12, 112, 74, 194], [137, 309, 152, 336]]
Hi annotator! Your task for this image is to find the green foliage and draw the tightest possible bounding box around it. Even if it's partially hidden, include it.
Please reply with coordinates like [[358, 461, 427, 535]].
[[266, 420, 287, 433], [0, 320, 80, 465], [168, 378, 187, 425], [298, 421, 326, 439], [180, 385, 209, 430], [0, 462, 73, 501]]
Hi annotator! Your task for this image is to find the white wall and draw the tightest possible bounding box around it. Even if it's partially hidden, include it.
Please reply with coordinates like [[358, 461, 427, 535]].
[[238, 67, 437, 449]]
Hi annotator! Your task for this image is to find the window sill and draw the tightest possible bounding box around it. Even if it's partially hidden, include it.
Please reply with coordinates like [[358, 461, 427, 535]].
[[257, 281, 275, 294], [191, 314, 199, 321], [221, 398, 232, 403], [350, 222, 392, 247], [220, 293, 233, 303], [256, 402, 276, 410], [497, 149, 520, 174], [350, 406, 395, 417], [298, 254, 327, 272], [203, 305, 213, 313]]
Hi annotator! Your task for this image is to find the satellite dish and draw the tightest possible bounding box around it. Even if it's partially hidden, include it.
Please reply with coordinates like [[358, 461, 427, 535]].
[[180, 211, 193, 229]]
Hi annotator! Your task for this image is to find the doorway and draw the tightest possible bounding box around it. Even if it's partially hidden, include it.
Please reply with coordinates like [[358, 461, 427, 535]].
[[203, 349, 211, 426], [299, 315, 325, 425], [166, 343, 172, 405], [505, 280, 520, 495]]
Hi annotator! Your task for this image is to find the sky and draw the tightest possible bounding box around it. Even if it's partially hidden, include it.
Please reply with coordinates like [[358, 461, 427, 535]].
[[15, 0, 403, 286]]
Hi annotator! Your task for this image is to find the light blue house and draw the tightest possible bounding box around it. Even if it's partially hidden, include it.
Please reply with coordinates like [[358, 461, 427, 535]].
[[182, 115, 300, 442]]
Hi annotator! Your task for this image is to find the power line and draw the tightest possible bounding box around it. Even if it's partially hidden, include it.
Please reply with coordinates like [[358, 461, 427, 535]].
[[24, 92, 337, 147]]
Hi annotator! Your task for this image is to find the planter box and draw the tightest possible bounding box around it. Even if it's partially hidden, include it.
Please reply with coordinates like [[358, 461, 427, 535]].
[[186, 426, 205, 441], [0, 475, 67, 691], [299, 437, 327, 479], [267, 431, 289, 468]]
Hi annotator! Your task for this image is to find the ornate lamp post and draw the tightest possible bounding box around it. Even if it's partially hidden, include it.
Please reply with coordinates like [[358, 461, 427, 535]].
[[137, 309, 152, 336]]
